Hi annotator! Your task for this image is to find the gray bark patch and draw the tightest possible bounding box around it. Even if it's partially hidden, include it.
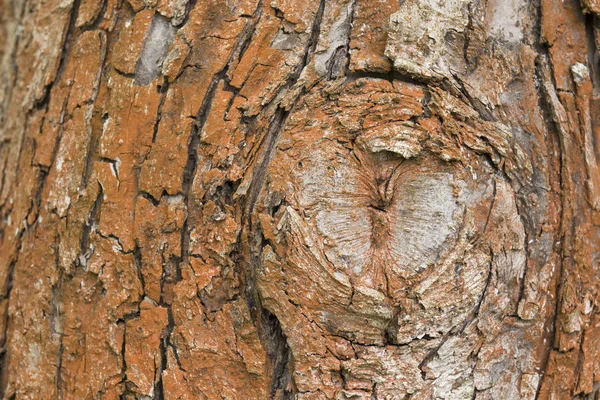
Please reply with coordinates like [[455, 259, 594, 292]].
[[135, 14, 177, 85]]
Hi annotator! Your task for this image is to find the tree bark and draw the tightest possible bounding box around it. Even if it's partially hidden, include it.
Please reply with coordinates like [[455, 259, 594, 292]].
[[0, 0, 599, 398]]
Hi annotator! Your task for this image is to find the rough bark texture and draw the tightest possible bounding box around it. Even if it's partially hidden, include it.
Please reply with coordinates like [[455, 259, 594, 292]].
[[0, 0, 599, 399]]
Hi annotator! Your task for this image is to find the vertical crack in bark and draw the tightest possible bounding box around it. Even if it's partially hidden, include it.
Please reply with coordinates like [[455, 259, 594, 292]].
[[245, 0, 326, 218], [42, 0, 82, 106], [178, 0, 198, 28], [179, 0, 264, 257], [150, 7, 270, 396], [81, 32, 108, 190], [119, 320, 129, 397], [463, 3, 475, 72], [133, 243, 146, 297], [0, 258, 16, 398], [262, 308, 293, 398], [52, 269, 65, 400], [0, 1, 26, 133], [151, 81, 169, 143], [241, 1, 327, 396], [29, 92, 72, 223], [0, 155, 8, 213], [179, 74, 223, 289], [1, 5, 84, 390], [79, 184, 104, 268], [341, 0, 357, 76], [0, 90, 68, 394], [244, 109, 289, 219], [585, 14, 600, 96], [448, 72, 497, 122], [533, 55, 567, 400], [235, 3, 265, 66], [155, 306, 181, 400], [80, 0, 108, 31], [416, 185, 498, 385], [320, 0, 356, 80]]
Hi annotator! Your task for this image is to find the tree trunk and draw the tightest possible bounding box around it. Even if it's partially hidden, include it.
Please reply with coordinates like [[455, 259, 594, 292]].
[[0, 0, 598, 398]]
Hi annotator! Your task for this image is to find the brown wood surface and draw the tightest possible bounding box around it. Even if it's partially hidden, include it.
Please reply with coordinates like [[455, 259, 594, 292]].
[[0, 0, 599, 398]]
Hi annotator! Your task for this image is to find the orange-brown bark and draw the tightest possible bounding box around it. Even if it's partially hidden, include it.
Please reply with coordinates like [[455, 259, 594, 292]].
[[0, 0, 598, 399]]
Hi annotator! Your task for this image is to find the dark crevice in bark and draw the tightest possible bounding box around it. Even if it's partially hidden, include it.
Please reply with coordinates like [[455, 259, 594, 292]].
[[585, 15, 600, 96], [323, 0, 356, 80], [155, 313, 169, 400], [52, 269, 65, 400], [301, 0, 327, 77], [371, 382, 378, 400], [177, 0, 198, 28], [0, 258, 17, 398], [99, 156, 121, 188], [344, 0, 357, 73], [515, 218, 531, 315], [77, 30, 108, 188], [139, 190, 161, 207], [448, 72, 497, 122], [118, 321, 132, 399], [166, 305, 185, 369], [417, 332, 452, 382], [133, 243, 146, 296], [179, 0, 259, 211], [82, 112, 108, 189], [113, 68, 137, 80], [326, 46, 350, 80], [79, 184, 104, 268], [150, 8, 269, 392], [49, 0, 82, 100], [533, 55, 566, 400], [575, 325, 589, 397], [80, 0, 108, 31], [30, 85, 53, 122], [346, 69, 425, 88], [234, 3, 264, 65], [417, 190, 498, 384], [180, 71, 222, 265], [0, 153, 9, 213], [244, 109, 288, 219], [239, 1, 327, 396], [138, 189, 185, 208], [262, 308, 293, 398], [482, 177, 498, 234], [178, 83, 224, 304], [463, 3, 476, 73], [159, 254, 182, 306], [152, 80, 169, 143], [244, 0, 326, 219], [527, 6, 567, 397], [0, 3, 25, 130]]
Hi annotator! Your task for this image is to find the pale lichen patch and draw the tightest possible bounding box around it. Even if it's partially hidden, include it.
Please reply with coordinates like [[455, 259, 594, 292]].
[[488, 0, 526, 43], [134, 14, 177, 85], [385, 0, 470, 80]]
